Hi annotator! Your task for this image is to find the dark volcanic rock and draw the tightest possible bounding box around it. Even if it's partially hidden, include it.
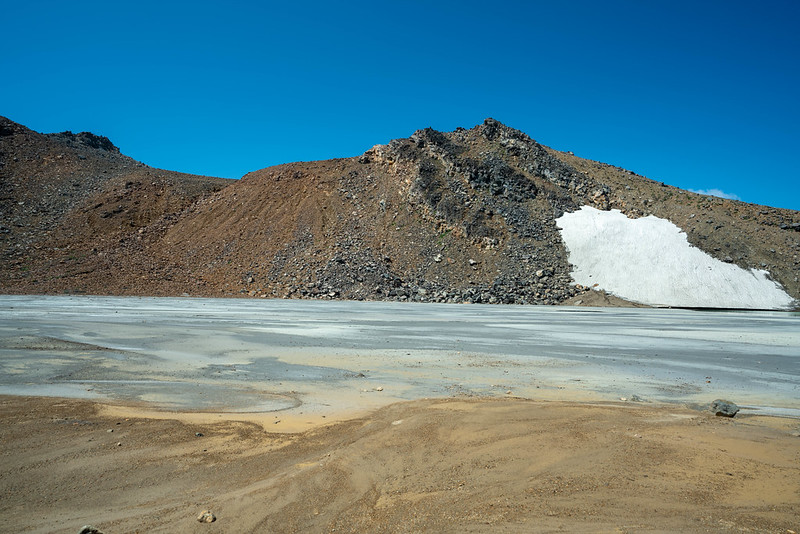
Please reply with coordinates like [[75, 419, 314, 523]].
[[46, 130, 120, 153], [710, 399, 740, 418]]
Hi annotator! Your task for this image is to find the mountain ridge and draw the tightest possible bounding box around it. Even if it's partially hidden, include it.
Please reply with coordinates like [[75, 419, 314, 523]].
[[1, 116, 798, 307]]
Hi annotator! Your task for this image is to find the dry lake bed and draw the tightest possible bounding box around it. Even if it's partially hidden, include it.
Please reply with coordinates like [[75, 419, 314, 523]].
[[1, 295, 797, 423]]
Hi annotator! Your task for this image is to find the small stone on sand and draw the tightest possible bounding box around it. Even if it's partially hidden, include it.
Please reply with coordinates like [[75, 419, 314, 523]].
[[197, 510, 216, 523]]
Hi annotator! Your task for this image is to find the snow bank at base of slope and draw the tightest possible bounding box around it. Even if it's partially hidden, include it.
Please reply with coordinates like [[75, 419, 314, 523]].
[[556, 206, 795, 310]]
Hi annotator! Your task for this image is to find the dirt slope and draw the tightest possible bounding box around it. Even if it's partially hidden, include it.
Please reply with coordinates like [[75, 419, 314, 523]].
[[0, 116, 232, 294], [2, 116, 798, 304]]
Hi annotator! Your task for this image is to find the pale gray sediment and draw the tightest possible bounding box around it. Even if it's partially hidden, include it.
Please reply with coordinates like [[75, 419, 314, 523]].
[[0, 295, 797, 418]]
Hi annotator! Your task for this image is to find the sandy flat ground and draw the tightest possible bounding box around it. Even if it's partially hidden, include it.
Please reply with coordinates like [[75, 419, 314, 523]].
[[2, 395, 798, 533]]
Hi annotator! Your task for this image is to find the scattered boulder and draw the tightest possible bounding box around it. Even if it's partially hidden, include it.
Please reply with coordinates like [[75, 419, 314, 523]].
[[621, 394, 644, 402], [78, 527, 103, 534], [710, 399, 739, 417], [197, 510, 216, 523]]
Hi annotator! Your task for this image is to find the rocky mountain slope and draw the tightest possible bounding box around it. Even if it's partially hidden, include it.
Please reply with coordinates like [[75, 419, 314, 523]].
[[1, 116, 798, 306]]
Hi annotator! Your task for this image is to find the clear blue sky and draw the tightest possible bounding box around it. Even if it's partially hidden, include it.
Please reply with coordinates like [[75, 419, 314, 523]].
[[3, 0, 799, 210]]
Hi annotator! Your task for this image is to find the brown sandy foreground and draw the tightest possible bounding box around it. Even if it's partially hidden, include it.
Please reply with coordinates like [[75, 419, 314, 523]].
[[1, 396, 799, 534]]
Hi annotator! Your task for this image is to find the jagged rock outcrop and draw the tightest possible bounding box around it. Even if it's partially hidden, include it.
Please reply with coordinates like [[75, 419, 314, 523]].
[[46, 130, 120, 153]]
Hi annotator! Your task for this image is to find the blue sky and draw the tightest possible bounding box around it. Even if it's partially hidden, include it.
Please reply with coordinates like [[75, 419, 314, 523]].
[[3, 1, 799, 210]]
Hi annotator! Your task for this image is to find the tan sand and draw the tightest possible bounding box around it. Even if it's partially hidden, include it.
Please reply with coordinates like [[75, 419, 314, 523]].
[[1, 395, 798, 533]]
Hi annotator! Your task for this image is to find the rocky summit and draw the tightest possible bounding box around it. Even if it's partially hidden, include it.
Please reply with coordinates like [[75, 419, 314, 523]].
[[1, 116, 798, 306]]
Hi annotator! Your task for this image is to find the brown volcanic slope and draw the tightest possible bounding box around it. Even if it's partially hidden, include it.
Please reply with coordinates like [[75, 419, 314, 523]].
[[1, 116, 799, 304], [0, 117, 232, 294]]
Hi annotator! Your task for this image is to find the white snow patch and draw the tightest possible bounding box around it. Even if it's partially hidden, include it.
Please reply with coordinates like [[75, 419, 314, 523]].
[[556, 206, 795, 310]]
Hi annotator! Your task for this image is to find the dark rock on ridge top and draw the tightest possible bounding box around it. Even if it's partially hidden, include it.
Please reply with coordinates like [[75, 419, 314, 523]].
[[0, 116, 30, 137], [46, 130, 120, 153]]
